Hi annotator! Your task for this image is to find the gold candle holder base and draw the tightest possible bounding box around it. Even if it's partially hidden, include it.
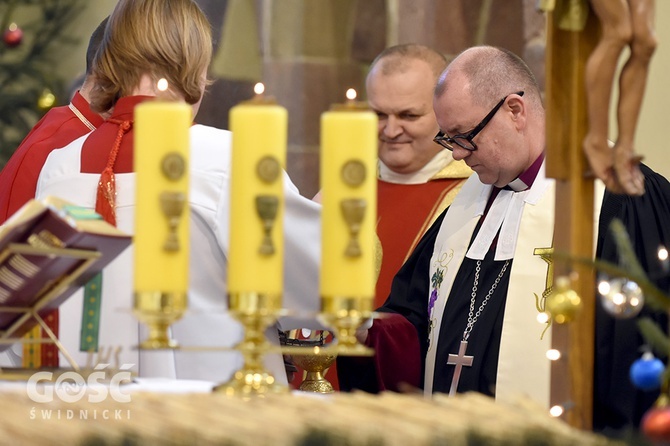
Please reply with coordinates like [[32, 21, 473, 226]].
[[134, 291, 186, 349], [320, 295, 374, 356], [213, 292, 288, 396], [213, 367, 287, 396]]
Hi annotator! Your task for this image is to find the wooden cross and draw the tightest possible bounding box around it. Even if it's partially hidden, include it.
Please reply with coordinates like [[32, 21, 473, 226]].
[[543, 1, 600, 430], [447, 340, 474, 397]]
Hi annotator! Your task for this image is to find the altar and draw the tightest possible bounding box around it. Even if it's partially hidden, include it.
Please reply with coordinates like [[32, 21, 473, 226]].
[[0, 379, 612, 445]]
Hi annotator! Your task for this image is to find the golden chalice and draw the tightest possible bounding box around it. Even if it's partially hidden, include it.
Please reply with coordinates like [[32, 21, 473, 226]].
[[285, 330, 337, 394]]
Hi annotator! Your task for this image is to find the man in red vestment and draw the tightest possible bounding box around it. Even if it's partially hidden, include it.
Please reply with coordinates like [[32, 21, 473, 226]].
[[312, 45, 472, 392], [0, 17, 108, 225], [0, 18, 108, 368], [369, 44, 472, 308]]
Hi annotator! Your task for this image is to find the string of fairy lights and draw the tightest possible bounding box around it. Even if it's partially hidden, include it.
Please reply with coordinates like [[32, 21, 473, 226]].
[[542, 244, 670, 425]]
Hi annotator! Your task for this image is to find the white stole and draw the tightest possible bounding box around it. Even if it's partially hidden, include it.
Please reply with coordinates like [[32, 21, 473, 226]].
[[425, 163, 555, 409]]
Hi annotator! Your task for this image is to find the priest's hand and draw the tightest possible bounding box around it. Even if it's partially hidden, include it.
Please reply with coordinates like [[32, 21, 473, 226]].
[[355, 328, 369, 344]]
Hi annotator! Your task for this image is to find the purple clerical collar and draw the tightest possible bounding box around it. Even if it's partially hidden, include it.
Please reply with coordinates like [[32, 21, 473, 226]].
[[504, 152, 545, 192]]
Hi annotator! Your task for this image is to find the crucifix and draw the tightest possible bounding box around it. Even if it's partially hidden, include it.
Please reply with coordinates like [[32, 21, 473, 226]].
[[543, 0, 600, 430], [447, 340, 473, 396]]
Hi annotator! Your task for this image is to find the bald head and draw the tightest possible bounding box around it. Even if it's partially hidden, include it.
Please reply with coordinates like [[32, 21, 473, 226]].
[[432, 46, 545, 187], [435, 46, 543, 113], [368, 44, 448, 82]]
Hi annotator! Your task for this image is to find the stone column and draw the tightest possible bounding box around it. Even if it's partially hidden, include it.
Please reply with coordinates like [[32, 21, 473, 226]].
[[197, 0, 547, 196], [388, 0, 526, 59], [256, 0, 373, 198]]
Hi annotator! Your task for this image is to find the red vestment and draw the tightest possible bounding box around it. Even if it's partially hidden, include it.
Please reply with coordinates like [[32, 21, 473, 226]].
[[375, 171, 468, 308], [0, 91, 103, 224], [0, 91, 102, 367]]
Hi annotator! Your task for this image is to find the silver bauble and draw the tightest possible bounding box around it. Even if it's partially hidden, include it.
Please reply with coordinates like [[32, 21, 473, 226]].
[[598, 278, 644, 319]]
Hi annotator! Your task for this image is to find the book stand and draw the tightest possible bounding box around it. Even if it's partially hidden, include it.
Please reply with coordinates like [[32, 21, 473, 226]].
[[0, 242, 100, 378]]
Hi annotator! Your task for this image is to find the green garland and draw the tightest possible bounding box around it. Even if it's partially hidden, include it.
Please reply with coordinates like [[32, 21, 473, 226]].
[[0, 0, 84, 166]]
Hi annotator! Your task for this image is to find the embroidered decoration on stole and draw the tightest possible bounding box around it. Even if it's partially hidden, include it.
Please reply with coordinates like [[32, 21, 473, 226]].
[[427, 249, 453, 352]]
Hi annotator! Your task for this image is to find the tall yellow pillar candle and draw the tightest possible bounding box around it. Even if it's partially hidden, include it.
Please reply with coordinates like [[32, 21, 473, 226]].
[[134, 100, 191, 295], [320, 91, 378, 298], [228, 85, 287, 296]]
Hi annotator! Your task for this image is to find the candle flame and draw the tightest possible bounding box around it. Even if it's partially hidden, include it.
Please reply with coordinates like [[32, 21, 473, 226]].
[[346, 88, 357, 101], [157, 78, 169, 92], [254, 82, 265, 95]]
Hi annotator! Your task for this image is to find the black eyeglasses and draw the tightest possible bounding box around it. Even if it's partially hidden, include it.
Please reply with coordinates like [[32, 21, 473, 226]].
[[433, 91, 524, 152]]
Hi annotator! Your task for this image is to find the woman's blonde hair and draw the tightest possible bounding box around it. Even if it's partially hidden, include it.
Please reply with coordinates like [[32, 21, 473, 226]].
[[90, 0, 212, 113]]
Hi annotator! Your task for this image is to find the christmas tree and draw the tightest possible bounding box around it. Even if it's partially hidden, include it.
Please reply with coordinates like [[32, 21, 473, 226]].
[[0, 0, 84, 168], [550, 219, 670, 442]]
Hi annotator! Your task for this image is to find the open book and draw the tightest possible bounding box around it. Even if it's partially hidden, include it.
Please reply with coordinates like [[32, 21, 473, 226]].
[[0, 196, 132, 349]]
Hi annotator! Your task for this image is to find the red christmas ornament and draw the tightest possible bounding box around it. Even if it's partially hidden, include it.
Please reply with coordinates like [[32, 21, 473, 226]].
[[3, 23, 23, 48], [642, 405, 670, 444]]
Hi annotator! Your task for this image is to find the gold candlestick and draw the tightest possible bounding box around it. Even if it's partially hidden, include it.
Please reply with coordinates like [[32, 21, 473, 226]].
[[133, 292, 186, 349], [320, 296, 373, 356], [222, 84, 289, 395], [213, 292, 286, 395], [133, 99, 191, 349], [319, 89, 377, 356]]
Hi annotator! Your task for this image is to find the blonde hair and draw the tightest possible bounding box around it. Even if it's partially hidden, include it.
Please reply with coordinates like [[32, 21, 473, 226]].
[[90, 0, 212, 113]]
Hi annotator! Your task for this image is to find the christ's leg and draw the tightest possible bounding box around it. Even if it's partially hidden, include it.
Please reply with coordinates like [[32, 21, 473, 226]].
[[583, 0, 630, 194], [613, 0, 656, 196]]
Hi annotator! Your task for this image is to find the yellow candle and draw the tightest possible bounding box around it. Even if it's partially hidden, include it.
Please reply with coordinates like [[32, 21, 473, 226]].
[[228, 85, 287, 295], [320, 91, 378, 298], [134, 100, 191, 295]]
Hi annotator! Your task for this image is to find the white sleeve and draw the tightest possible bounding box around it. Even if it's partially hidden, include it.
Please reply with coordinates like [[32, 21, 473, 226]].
[[277, 170, 326, 330]]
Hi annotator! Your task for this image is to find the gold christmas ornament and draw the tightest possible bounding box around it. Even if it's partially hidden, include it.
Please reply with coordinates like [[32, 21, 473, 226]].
[[546, 276, 582, 324], [37, 89, 56, 111]]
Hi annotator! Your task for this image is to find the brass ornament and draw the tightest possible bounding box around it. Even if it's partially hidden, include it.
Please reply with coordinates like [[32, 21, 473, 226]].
[[257, 156, 280, 184], [256, 195, 279, 255], [340, 198, 366, 257], [160, 191, 186, 251], [161, 152, 186, 181], [546, 276, 582, 324], [37, 89, 56, 111], [341, 160, 366, 187]]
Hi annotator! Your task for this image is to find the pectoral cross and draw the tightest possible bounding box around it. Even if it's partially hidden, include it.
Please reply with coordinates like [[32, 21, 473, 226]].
[[447, 340, 473, 397]]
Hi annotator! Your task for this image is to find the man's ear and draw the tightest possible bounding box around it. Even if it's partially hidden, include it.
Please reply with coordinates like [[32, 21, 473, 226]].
[[507, 94, 526, 128]]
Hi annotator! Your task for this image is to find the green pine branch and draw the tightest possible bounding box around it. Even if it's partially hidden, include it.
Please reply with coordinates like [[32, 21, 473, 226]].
[[0, 0, 85, 165], [554, 218, 670, 363], [553, 219, 670, 312]]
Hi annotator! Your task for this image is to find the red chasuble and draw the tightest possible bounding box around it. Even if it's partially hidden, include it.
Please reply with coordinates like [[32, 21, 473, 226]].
[[0, 91, 103, 224], [375, 178, 465, 308], [0, 91, 102, 368]]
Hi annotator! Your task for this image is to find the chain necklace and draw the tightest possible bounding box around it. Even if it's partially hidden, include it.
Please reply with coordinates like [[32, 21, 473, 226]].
[[463, 259, 510, 341], [447, 258, 510, 396]]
